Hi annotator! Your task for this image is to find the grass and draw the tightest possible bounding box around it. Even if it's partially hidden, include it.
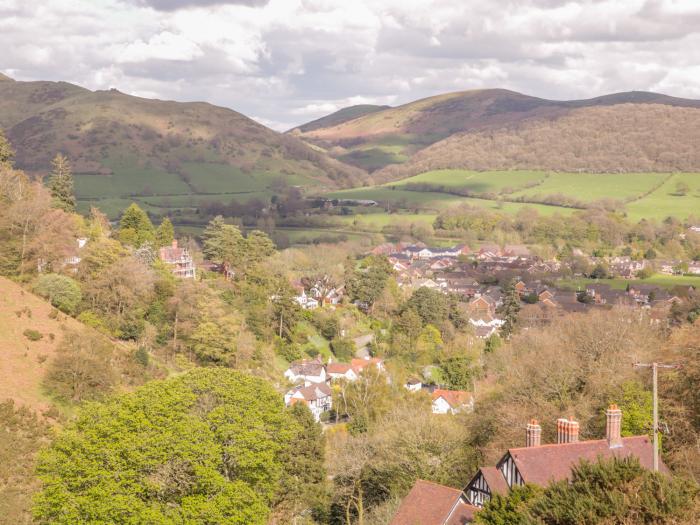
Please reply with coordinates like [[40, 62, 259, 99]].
[[390, 169, 546, 194], [626, 173, 700, 221], [557, 273, 700, 291]]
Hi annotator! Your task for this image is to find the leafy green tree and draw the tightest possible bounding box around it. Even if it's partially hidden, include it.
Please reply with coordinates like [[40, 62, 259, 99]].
[[118, 203, 155, 247], [440, 355, 476, 390], [345, 255, 393, 312], [202, 215, 244, 266], [47, 153, 75, 212], [33, 273, 82, 314], [34, 368, 298, 525], [498, 280, 521, 338], [277, 403, 328, 521], [0, 128, 14, 167], [405, 287, 450, 327], [243, 230, 276, 268], [612, 381, 653, 437], [155, 217, 175, 247], [330, 337, 355, 361]]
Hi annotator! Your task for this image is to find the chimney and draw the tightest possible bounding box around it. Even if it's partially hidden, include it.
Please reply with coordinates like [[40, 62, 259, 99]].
[[526, 419, 541, 447], [172, 239, 178, 249], [606, 404, 623, 448], [556, 417, 580, 444]]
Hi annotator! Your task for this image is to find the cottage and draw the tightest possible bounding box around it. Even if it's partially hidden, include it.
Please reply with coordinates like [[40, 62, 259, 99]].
[[326, 362, 359, 382], [284, 356, 327, 384], [159, 240, 196, 279], [295, 289, 319, 310], [405, 378, 423, 392], [431, 389, 473, 415], [284, 383, 332, 422]]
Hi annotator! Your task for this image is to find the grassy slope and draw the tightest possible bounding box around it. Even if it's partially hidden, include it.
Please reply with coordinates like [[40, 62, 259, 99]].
[[0, 77, 364, 219], [0, 277, 87, 412]]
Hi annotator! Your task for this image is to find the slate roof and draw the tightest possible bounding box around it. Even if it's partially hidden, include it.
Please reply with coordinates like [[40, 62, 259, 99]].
[[288, 356, 325, 376], [504, 435, 667, 486], [478, 466, 509, 497], [390, 480, 478, 525]]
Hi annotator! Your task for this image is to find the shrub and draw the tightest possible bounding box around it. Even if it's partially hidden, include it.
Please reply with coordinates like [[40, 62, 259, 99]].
[[23, 329, 43, 341], [34, 274, 82, 314]]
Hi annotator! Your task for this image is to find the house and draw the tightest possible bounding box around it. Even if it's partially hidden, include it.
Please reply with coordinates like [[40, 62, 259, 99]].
[[351, 357, 385, 374], [159, 240, 196, 279], [295, 289, 319, 310], [390, 479, 478, 525], [463, 406, 667, 509], [431, 389, 473, 415], [284, 356, 327, 384], [284, 382, 332, 422], [405, 378, 423, 392], [326, 362, 359, 382]]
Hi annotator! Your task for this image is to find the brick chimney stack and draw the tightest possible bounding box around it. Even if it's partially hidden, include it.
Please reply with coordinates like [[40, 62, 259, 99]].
[[172, 239, 178, 249], [526, 419, 542, 447], [606, 404, 623, 448], [556, 417, 580, 444]]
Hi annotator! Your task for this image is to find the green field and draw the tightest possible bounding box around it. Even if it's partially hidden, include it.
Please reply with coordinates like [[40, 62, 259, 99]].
[[558, 274, 700, 291], [327, 170, 700, 222]]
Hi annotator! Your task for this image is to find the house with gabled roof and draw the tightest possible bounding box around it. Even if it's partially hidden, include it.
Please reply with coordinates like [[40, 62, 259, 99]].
[[463, 406, 667, 509], [390, 479, 478, 525], [159, 240, 196, 279], [432, 389, 473, 415], [284, 382, 332, 422], [284, 356, 326, 384]]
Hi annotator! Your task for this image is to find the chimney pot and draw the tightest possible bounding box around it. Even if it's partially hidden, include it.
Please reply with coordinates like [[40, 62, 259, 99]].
[[568, 418, 580, 443], [606, 404, 623, 448], [526, 419, 542, 447], [172, 239, 178, 249]]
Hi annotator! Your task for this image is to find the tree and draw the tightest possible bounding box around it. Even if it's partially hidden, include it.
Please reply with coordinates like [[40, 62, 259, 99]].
[[612, 381, 653, 437], [43, 330, 116, 402], [34, 368, 298, 525], [0, 128, 14, 167], [118, 203, 154, 247], [675, 180, 690, 196], [202, 215, 243, 267], [34, 273, 82, 314], [346, 255, 393, 312], [330, 337, 355, 361], [243, 229, 276, 269], [498, 280, 521, 338], [440, 354, 476, 390], [155, 217, 174, 247], [477, 457, 699, 524], [47, 154, 75, 212]]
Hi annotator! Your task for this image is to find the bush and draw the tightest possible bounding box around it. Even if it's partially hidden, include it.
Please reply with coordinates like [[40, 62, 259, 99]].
[[330, 337, 355, 361], [23, 329, 43, 341], [34, 274, 82, 314]]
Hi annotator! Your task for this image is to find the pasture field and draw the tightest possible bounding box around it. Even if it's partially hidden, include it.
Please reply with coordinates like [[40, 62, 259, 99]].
[[509, 172, 668, 203], [626, 173, 700, 221], [389, 169, 546, 194], [558, 273, 700, 291]]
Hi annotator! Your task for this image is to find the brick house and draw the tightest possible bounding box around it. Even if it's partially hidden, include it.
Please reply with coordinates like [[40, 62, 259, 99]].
[[159, 240, 196, 279]]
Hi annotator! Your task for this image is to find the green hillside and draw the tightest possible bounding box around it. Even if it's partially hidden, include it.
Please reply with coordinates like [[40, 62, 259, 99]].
[[0, 76, 364, 218]]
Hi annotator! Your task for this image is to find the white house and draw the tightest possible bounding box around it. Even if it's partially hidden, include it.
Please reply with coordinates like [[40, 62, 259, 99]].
[[295, 290, 319, 310], [431, 389, 474, 415], [284, 383, 333, 422], [405, 378, 422, 392], [284, 356, 327, 384], [326, 362, 359, 382]]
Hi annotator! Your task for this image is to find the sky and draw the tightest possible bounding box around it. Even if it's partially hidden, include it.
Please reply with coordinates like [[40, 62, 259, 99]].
[[1, 0, 700, 131]]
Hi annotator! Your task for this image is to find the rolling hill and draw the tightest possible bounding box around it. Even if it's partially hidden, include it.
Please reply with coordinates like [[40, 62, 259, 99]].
[[0, 74, 364, 217], [293, 89, 700, 177], [289, 104, 390, 133]]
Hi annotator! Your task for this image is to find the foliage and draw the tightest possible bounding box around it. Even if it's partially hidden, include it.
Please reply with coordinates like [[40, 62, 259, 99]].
[[22, 329, 43, 341], [440, 354, 476, 390], [43, 329, 116, 402], [34, 368, 298, 525], [330, 337, 355, 361], [33, 273, 81, 314], [0, 127, 14, 167], [155, 217, 175, 247], [0, 400, 51, 525], [118, 203, 155, 247], [498, 280, 521, 338], [612, 381, 653, 437], [47, 153, 75, 212], [345, 255, 393, 311]]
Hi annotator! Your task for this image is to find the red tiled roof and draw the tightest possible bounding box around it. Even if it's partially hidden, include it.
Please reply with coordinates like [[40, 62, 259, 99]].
[[432, 389, 470, 409], [391, 480, 476, 525], [506, 435, 667, 486], [327, 363, 353, 375], [289, 382, 331, 402], [478, 467, 509, 496]]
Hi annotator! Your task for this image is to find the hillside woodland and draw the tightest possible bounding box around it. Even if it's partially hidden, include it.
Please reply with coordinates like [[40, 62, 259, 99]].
[[0, 124, 699, 524], [378, 104, 700, 181], [0, 75, 363, 187]]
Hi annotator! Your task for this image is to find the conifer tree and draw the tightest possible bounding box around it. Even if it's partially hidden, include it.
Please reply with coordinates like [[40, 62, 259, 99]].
[[118, 203, 155, 247], [0, 128, 14, 167], [498, 279, 521, 338], [48, 153, 76, 212], [155, 217, 175, 247]]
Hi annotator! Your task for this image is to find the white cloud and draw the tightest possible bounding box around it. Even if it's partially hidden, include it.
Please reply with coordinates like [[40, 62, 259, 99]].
[[0, 0, 699, 130]]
